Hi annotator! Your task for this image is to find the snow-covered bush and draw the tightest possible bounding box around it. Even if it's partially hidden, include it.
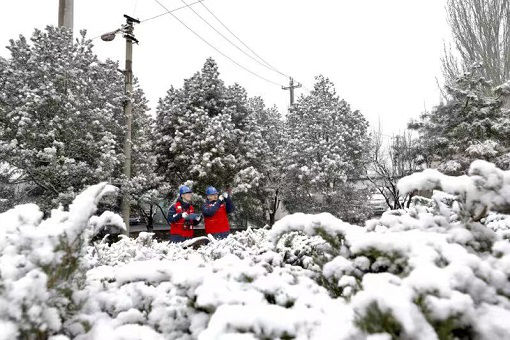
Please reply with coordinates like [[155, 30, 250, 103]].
[[2, 160, 510, 339], [0, 183, 121, 339], [485, 212, 510, 239], [270, 160, 510, 339]]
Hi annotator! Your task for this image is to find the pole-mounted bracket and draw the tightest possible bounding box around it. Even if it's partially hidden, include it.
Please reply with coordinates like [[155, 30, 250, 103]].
[[123, 14, 140, 25], [124, 33, 139, 44], [122, 15, 140, 44]]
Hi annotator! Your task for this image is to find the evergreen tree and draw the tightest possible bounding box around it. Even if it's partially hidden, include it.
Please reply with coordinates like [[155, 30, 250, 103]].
[[153, 58, 267, 224], [282, 75, 370, 223], [247, 97, 286, 225], [0, 26, 150, 211], [126, 81, 169, 227], [409, 64, 510, 175]]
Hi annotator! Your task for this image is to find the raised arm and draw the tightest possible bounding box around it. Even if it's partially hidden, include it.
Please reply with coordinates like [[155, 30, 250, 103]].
[[225, 196, 235, 214], [202, 200, 221, 217]]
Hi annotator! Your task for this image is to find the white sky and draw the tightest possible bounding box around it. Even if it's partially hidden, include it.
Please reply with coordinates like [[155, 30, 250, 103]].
[[0, 0, 450, 135]]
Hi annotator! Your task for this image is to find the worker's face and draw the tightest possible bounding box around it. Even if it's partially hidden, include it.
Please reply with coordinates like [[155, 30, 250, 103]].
[[181, 192, 192, 202], [207, 194, 218, 201]]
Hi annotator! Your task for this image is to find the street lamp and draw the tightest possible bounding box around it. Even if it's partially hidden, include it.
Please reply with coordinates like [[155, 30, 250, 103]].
[[100, 15, 140, 236], [100, 30, 119, 42]]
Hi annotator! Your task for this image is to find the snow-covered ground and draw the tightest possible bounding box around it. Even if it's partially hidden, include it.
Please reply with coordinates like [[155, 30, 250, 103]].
[[2, 160, 510, 339]]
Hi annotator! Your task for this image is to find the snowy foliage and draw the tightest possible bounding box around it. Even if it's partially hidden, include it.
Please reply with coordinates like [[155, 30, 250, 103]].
[[3, 161, 510, 338], [409, 64, 510, 174], [152, 59, 273, 224], [239, 97, 286, 225], [283, 75, 370, 222], [126, 81, 169, 219], [485, 212, 510, 239], [0, 26, 151, 212], [0, 183, 120, 339]]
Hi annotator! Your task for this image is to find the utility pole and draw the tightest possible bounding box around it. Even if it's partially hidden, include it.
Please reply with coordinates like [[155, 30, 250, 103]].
[[282, 77, 302, 106], [120, 15, 140, 236], [58, 0, 74, 30]]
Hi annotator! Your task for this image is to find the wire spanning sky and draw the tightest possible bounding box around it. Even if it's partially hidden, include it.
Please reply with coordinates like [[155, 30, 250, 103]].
[[0, 0, 450, 134]]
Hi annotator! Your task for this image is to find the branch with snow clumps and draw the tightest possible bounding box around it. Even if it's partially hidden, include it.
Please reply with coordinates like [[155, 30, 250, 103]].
[[398, 160, 510, 221]]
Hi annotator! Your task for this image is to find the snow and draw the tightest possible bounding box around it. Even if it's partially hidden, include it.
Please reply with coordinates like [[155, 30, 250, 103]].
[[2, 162, 510, 339]]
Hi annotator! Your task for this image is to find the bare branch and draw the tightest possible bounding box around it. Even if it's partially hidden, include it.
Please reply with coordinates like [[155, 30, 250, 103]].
[[443, 0, 510, 85]]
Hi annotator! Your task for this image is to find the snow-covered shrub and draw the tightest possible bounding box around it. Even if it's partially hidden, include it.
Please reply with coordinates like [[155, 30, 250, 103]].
[[0, 183, 120, 339], [3, 160, 510, 339], [485, 212, 510, 239], [77, 226, 342, 340], [269, 160, 510, 339]]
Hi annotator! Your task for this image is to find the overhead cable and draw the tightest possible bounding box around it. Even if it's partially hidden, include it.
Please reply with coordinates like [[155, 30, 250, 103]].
[[199, 1, 290, 80], [153, 0, 285, 87], [179, 0, 288, 80], [90, 0, 204, 40], [141, 0, 204, 23]]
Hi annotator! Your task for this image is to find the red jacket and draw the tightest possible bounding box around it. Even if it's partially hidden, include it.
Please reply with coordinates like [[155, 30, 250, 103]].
[[168, 199, 195, 238], [202, 197, 235, 234]]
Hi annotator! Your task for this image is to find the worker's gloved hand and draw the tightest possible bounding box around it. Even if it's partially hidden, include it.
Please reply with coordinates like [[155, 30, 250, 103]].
[[222, 192, 229, 199], [218, 195, 225, 202], [182, 212, 189, 218]]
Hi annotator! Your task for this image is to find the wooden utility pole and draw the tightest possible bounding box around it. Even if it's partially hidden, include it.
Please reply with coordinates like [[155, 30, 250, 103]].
[[120, 15, 140, 236], [282, 77, 302, 106], [58, 0, 74, 30]]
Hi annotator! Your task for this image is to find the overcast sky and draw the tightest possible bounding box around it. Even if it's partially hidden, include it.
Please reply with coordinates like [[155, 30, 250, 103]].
[[0, 0, 450, 135]]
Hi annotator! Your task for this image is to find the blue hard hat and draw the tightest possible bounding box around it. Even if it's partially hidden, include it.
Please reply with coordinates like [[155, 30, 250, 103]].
[[179, 185, 192, 195], [205, 186, 218, 195]]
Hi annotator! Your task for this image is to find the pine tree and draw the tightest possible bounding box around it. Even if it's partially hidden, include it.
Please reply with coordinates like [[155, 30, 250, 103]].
[[247, 97, 286, 225], [153, 58, 268, 224], [126, 80, 169, 228], [409, 64, 510, 175], [282, 75, 370, 223], [0, 26, 151, 211]]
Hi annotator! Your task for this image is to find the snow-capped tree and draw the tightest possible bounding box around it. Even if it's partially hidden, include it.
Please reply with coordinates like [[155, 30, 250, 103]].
[[409, 64, 510, 175], [153, 58, 268, 224], [0, 26, 151, 211], [247, 97, 286, 225], [127, 83, 170, 228], [282, 75, 371, 223]]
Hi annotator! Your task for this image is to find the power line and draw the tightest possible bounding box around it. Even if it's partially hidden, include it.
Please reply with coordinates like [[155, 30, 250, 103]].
[[91, 0, 301, 89], [141, 0, 204, 23], [153, 0, 285, 87], [199, 1, 289, 79], [179, 0, 287, 80], [89, 0, 205, 40], [196, 2, 312, 93]]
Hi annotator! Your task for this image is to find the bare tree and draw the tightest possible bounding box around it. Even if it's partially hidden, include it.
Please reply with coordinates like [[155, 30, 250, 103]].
[[366, 128, 420, 210], [442, 0, 510, 86]]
